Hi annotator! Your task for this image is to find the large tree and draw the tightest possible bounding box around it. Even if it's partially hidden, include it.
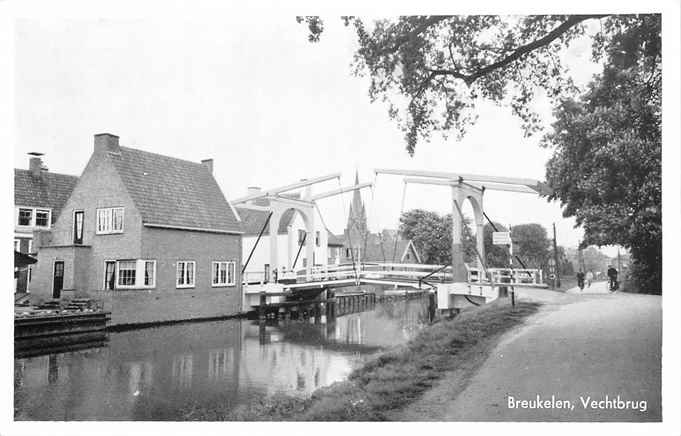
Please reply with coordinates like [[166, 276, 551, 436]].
[[544, 15, 661, 292]]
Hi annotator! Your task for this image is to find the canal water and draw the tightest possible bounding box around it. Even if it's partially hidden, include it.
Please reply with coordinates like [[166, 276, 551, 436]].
[[14, 296, 430, 420]]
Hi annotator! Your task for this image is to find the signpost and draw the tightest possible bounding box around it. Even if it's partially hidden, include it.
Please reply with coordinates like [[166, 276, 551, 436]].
[[548, 258, 557, 289]]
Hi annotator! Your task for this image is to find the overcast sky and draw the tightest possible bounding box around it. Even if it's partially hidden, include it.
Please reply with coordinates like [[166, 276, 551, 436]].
[[13, 15, 606, 251]]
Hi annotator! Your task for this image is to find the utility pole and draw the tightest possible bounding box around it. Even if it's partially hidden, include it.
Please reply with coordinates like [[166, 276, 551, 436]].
[[552, 222, 561, 288], [617, 246, 622, 272]]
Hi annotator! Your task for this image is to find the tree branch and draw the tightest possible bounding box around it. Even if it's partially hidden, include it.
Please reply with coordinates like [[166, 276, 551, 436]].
[[378, 16, 450, 56], [432, 15, 608, 86]]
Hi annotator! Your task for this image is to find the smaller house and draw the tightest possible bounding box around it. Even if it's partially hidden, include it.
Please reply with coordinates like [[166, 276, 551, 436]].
[[14, 153, 78, 293], [327, 232, 345, 265]]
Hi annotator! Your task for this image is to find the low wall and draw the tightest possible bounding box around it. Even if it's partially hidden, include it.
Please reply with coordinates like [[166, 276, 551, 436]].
[[87, 287, 243, 326]]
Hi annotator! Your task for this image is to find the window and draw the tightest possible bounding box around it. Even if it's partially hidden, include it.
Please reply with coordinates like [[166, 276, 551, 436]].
[[18, 208, 32, 226], [111, 260, 155, 289], [35, 209, 50, 227], [315, 231, 320, 247], [73, 210, 84, 244], [177, 261, 195, 288], [16, 207, 52, 228], [212, 261, 236, 286], [14, 239, 19, 251], [117, 261, 136, 287], [143, 260, 156, 287], [96, 207, 124, 234], [298, 229, 306, 245]]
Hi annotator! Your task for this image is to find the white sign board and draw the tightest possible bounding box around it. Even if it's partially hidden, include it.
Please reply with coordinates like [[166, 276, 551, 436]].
[[492, 231, 511, 245]]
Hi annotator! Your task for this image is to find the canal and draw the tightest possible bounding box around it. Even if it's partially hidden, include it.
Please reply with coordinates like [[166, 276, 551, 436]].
[[14, 296, 430, 420]]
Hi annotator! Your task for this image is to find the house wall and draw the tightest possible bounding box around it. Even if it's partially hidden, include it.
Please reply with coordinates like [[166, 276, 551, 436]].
[[30, 149, 143, 296], [29, 246, 92, 300], [84, 226, 243, 326]]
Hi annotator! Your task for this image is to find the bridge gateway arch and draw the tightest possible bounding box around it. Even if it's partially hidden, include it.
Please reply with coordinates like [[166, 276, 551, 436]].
[[374, 169, 552, 283]]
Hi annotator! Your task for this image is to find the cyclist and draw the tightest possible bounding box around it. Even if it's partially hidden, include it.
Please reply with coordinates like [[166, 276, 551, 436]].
[[585, 270, 594, 288], [607, 265, 618, 292], [576, 270, 585, 291]]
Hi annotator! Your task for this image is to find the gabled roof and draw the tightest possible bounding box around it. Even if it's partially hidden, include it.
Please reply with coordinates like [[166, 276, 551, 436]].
[[108, 146, 241, 233], [236, 207, 297, 236], [14, 169, 79, 221]]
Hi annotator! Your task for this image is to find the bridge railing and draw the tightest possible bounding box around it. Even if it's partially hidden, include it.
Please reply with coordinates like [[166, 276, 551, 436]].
[[466, 266, 543, 286], [243, 271, 267, 286], [488, 268, 542, 285]]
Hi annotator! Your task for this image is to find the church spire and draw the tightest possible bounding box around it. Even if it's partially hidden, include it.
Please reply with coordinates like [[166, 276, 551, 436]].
[[345, 169, 368, 242]]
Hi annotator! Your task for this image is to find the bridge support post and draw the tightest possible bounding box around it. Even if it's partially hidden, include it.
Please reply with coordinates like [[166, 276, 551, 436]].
[[451, 186, 469, 282], [258, 292, 266, 320]]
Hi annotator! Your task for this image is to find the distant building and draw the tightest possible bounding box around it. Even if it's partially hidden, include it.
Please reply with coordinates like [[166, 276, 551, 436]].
[[14, 154, 78, 293], [30, 133, 244, 325], [337, 171, 421, 264]]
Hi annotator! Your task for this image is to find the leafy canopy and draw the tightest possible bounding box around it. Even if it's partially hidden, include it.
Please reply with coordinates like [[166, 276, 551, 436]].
[[298, 15, 607, 154]]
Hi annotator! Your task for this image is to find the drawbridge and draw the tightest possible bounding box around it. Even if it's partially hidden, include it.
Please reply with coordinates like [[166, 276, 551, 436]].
[[238, 168, 551, 312]]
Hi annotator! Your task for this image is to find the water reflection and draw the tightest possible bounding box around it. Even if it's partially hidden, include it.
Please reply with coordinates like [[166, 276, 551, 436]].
[[14, 298, 430, 420]]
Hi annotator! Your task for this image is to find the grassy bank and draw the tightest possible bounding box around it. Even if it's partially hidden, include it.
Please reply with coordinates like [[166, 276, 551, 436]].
[[181, 298, 541, 421]]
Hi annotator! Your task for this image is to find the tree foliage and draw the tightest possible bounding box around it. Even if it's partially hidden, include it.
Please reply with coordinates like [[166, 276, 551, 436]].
[[398, 209, 476, 265], [297, 14, 616, 154], [544, 15, 661, 292], [511, 223, 552, 269], [483, 222, 509, 267]]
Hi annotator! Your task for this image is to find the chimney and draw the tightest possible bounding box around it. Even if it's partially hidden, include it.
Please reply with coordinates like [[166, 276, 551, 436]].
[[28, 154, 44, 178], [94, 133, 120, 154], [201, 158, 214, 174]]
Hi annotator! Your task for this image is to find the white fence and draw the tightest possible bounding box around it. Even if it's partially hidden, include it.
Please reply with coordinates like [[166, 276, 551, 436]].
[[243, 262, 543, 288]]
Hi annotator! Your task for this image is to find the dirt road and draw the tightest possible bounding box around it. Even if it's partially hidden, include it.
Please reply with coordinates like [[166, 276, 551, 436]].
[[398, 284, 662, 421]]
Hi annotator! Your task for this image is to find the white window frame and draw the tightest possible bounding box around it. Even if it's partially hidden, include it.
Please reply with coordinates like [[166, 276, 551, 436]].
[[17, 207, 33, 227], [116, 260, 137, 288], [212, 261, 236, 287], [176, 261, 196, 288], [15, 206, 52, 229], [113, 259, 156, 289], [103, 259, 116, 290], [96, 207, 125, 235], [35, 209, 51, 228], [142, 260, 156, 288]]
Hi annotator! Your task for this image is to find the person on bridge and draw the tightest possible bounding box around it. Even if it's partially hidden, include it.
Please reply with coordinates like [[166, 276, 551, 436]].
[[607, 265, 618, 292], [586, 270, 594, 288], [576, 270, 585, 291]]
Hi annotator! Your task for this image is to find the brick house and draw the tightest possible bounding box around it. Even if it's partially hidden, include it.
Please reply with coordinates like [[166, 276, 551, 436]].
[[30, 133, 244, 325], [14, 153, 78, 293]]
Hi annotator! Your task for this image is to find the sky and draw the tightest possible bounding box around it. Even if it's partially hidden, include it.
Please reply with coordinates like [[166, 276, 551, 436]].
[[13, 15, 606, 252]]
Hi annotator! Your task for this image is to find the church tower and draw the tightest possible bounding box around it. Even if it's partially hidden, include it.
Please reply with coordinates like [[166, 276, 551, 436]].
[[345, 170, 369, 252]]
